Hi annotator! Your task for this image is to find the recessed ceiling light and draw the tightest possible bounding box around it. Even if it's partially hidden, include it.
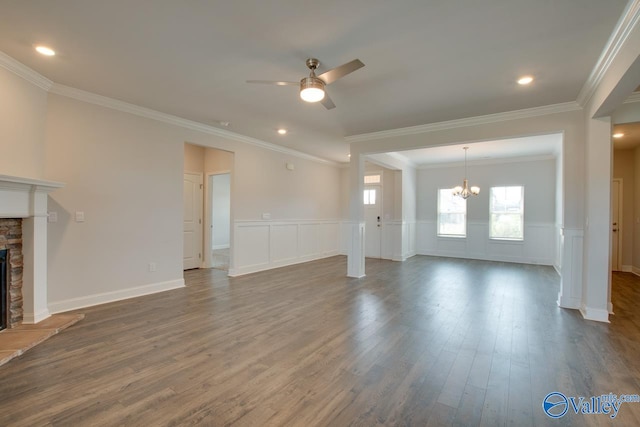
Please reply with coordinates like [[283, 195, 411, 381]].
[[277, 129, 287, 135], [517, 76, 534, 85], [613, 133, 624, 138], [35, 45, 55, 56]]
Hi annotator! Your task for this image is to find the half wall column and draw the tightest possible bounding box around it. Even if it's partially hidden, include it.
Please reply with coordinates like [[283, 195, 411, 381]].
[[347, 153, 365, 278]]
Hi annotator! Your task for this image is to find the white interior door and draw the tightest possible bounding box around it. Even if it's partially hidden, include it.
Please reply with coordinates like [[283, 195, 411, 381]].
[[184, 173, 203, 270], [611, 179, 621, 271], [364, 185, 382, 258]]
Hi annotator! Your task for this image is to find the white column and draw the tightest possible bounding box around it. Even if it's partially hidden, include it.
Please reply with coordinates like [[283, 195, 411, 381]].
[[557, 228, 583, 309], [580, 116, 612, 322], [347, 153, 365, 278], [22, 189, 51, 323]]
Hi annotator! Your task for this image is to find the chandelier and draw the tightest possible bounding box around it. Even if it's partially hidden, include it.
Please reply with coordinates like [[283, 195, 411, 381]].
[[452, 147, 480, 199]]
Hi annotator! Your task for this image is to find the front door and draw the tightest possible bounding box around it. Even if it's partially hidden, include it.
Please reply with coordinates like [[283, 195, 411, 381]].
[[364, 185, 382, 258]]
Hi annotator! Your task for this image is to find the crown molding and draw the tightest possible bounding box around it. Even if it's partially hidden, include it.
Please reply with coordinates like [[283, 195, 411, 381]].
[[344, 101, 581, 143], [0, 51, 53, 91], [576, 0, 640, 107], [417, 154, 557, 170], [624, 91, 640, 104], [49, 84, 337, 166]]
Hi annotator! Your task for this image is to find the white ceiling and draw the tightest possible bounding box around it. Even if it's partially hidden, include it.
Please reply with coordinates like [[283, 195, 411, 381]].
[[389, 133, 562, 167], [0, 1, 629, 163]]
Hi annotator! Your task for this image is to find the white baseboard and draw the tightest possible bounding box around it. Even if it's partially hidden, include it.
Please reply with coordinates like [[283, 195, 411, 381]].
[[580, 305, 610, 323], [557, 294, 581, 310], [229, 251, 340, 277], [22, 308, 52, 324], [212, 244, 230, 250], [631, 266, 640, 277], [621, 265, 632, 273], [416, 250, 554, 266], [48, 279, 185, 314]]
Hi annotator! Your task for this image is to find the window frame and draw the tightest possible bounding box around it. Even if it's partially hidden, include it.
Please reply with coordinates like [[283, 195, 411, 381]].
[[437, 188, 467, 238], [489, 186, 525, 241]]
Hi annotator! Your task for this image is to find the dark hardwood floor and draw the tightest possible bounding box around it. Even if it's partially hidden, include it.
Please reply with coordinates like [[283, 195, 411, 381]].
[[1, 256, 640, 426]]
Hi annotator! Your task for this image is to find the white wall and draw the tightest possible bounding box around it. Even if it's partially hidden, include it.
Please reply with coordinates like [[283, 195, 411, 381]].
[[416, 157, 557, 265], [37, 90, 342, 310], [0, 66, 48, 178]]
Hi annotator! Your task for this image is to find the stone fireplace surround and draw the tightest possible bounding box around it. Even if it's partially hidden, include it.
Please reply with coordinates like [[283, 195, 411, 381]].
[[0, 175, 63, 326]]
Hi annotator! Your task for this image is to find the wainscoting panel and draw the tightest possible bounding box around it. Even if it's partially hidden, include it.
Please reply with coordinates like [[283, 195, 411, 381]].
[[270, 224, 298, 264], [416, 220, 556, 265], [230, 220, 340, 276]]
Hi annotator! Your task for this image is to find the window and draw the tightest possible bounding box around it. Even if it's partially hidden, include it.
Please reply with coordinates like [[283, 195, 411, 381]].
[[364, 188, 377, 205], [490, 186, 524, 240], [438, 189, 466, 237], [364, 174, 381, 184]]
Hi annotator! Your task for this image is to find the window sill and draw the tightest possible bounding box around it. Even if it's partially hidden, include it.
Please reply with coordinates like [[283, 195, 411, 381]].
[[437, 235, 466, 239], [489, 238, 524, 244]]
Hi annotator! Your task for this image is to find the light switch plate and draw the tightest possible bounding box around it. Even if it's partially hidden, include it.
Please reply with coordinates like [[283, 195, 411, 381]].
[[262, 213, 271, 220], [48, 211, 58, 223]]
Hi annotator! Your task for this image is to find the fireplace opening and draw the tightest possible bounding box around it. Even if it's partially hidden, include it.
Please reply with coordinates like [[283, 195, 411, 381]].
[[0, 249, 7, 331]]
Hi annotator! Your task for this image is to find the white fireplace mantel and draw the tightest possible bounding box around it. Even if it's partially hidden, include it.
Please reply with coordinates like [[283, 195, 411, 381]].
[[0, 174, 63, 324]]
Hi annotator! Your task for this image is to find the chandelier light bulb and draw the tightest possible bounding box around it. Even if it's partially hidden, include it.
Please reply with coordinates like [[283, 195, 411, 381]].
[[452, 147, 480, 199]]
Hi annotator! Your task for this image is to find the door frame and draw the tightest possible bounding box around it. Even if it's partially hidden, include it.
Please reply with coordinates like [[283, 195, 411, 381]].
[[204, 170, 232, 269]]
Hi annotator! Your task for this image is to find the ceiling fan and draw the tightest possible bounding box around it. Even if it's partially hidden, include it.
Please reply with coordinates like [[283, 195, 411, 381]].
[[247, 58, 364, 110]]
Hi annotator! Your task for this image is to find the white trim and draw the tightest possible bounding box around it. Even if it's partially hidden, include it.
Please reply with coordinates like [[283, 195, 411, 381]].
[[22, 308, 51, 324], [0, 51, 53, 91], [344, 102, 581, 143], [212, 244, 230, 250], [48, 279, 185, 314], [576, 0, 640, 107], [624, 91, 640, 104], [418, 154, 556, 170], [632, 265, 640, 276], [621, 264, 633, 272], [49, 83, 338, 167], [579, 305, 610, 323]]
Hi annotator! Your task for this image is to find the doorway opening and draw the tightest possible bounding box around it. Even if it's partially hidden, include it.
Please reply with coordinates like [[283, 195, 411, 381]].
[[209, 173, 231, 271]]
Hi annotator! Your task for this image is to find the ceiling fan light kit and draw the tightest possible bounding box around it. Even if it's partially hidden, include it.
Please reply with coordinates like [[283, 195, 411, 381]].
[[300, 76, 325, 102], [247, 57, 364, 109]]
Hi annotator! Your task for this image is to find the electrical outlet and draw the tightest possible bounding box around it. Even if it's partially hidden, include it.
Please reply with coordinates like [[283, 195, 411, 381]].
[[148, 262, 157, 272], [262, 213, 271, 220], [75, 211, 85, 222], [48, 211, 58, 223]]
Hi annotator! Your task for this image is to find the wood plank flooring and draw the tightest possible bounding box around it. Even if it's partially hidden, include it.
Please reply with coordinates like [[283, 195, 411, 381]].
[[1, 256, 640, 426]]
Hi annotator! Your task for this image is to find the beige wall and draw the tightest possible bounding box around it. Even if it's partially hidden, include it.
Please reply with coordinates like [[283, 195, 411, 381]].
[[184, 143, 205, 173], [39, 92, 341, 309], [0, 67, 48, 178], [613, 149, 634, 268]]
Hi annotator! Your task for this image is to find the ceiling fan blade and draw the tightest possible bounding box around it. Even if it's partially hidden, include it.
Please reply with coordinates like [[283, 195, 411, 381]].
[[321, 92, 336, 110], [246, 80, 299, 86], [317, 59, 364, 85]]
